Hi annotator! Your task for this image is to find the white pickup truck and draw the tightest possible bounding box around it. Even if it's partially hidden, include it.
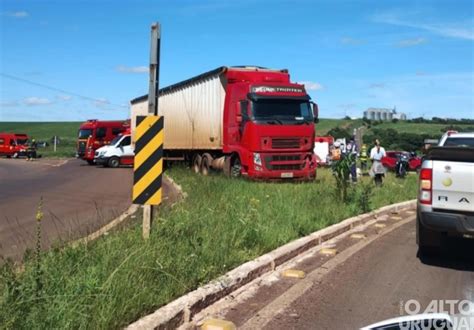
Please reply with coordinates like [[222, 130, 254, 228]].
[[417, 132, 474, 255]]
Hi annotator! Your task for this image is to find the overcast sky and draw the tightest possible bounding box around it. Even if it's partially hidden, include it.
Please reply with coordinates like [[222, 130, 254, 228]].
[[1, 0, 473, 121]]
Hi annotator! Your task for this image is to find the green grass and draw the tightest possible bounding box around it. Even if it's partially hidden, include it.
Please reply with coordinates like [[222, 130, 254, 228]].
[[316, 118, 364, 135], [316, 118, 473, 138], [0, 122, 80, 158], [0, 167, 418, 329]]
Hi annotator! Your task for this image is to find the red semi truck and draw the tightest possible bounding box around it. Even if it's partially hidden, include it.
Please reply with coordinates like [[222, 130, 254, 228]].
[[131, 66, 318, 180], [76, 119, 130, 164]]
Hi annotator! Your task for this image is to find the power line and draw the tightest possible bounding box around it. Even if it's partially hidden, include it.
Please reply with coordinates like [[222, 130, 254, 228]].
[[0, 72, 128, 109]]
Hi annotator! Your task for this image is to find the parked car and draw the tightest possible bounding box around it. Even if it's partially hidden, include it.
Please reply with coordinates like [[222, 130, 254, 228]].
[[381, 151, 421, 171]]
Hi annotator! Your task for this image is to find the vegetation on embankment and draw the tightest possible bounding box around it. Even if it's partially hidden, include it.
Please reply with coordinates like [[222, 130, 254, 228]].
[[0, 167, 418, 329]]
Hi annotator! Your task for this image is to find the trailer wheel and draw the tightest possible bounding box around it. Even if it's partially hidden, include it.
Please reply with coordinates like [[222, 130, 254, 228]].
[[192, 154, 202, 174], [201, 153, 212, 176], [231, 156, 242, 178], [108, 157, 120, 168]]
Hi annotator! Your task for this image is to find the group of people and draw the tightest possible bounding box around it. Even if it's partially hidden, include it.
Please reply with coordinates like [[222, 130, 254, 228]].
[[329, 138, 387, 185]]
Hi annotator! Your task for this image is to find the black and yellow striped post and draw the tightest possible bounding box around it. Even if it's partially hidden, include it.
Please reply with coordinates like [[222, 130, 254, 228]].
[[133, 115, 164, 205]]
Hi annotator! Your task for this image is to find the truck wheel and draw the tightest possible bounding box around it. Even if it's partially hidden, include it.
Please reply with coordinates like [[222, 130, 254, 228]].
[[417, 215, 441, 256], [108, 157, 120, 168], [201, 154, 212, 176], [192, 154, 202, 174], [87, 159, 95, 165], [231, 156, 242, 178]]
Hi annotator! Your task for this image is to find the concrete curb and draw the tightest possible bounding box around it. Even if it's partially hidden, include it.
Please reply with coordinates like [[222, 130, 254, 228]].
[[70, 204, 140, 247], [71, 176, 184, 248], [127, 199, 416, 330]]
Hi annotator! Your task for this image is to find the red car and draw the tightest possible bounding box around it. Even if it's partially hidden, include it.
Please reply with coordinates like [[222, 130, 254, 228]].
[[381, 151, 421, 171]]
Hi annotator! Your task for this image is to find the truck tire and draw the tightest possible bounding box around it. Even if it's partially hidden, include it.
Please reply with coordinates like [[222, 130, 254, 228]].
[[201, 153, 213, 176], [192, 154, 202, 174], [231, 156, 242, 178], [87, 159, 95, 165], [108, 157, 120, 168], [417, 215, 441, 256]]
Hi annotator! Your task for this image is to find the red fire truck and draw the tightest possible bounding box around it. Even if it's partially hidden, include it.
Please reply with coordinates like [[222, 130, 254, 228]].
[[131, 66, 319, 180], [0, 133, 29, 158], [76, 119, 129, 164]]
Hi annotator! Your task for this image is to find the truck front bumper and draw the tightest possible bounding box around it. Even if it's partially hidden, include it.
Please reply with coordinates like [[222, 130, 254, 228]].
[[94, 156, 108, 165], [419, 210, 474, 235]]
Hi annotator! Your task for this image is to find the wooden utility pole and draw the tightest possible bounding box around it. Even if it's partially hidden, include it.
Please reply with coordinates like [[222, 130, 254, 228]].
[[143, 22, 161, 239]]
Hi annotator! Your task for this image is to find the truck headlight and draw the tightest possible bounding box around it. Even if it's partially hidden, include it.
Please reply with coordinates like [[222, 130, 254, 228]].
[[253, 153, 262, 166]]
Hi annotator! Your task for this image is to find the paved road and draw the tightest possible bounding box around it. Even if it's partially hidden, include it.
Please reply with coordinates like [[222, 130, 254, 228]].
[[0, 158, 177, 261], [203, 209, 474, 329]]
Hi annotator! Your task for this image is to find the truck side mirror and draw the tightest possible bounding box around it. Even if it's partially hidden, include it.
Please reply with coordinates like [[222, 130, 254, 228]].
[[312, 102, 319, 123]]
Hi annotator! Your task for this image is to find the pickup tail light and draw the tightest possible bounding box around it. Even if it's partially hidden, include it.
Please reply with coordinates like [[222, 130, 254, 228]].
[[419, 168, 432, 205]]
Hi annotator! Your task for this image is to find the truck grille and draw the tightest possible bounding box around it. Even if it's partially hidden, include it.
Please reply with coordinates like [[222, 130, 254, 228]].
[[272, 164, 303, 171], [271, 138, 300, 149], [264, 155, 304, 171]]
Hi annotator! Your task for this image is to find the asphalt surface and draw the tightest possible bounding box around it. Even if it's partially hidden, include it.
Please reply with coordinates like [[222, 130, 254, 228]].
[[0, 158, 177, 261], [204, 209, 474, 329]]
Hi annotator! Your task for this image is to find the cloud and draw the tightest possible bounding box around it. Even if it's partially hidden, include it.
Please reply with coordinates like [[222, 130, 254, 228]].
[[341, 37, 364, 45], [93, 98, 110, 109], [57, 95, 73, 101], [116, 65, 148, 74], [395, 37, 427, 47], [369, 83, 386, 89], [373, 12, 474, 41], [4, 11, 29, 18], [299, 81, 324, 91], [24, 97, 53, 106]]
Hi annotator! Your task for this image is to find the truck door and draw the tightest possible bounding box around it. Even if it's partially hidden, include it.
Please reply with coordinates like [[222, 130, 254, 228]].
[[0, 136, 5, 155], [119, 136, 133, 156]]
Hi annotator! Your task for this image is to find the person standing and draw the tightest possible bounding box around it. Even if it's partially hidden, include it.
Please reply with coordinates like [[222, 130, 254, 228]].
[[345, 138, 358, 182], [26, 138, 37, 161], [370, 139, 386, 185], [359, 144, 368, 174]]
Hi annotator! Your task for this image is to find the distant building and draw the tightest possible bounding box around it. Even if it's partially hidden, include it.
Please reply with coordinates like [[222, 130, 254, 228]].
[[363, 107, 406, 121]]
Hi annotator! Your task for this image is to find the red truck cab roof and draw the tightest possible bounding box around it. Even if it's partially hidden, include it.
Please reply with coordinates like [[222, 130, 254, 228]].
[[79, 119, 130, 129]]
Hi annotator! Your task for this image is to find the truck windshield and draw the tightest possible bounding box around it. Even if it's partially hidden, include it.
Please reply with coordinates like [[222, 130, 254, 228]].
[[78, 129, 93, 139], [251, 99, 313, 124], [110, 135, 122, 146], [15, 138, 28, 145]]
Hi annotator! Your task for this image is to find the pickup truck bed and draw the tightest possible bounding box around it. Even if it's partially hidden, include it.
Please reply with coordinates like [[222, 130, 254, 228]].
[[417, 146, 474, 254]]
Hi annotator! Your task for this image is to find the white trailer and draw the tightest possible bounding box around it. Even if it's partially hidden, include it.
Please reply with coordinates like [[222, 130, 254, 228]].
[[130, 68, 226, 150]]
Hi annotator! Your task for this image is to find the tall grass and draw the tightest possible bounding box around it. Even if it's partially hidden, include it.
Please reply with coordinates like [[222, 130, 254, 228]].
[[0, 167, 417, 329]]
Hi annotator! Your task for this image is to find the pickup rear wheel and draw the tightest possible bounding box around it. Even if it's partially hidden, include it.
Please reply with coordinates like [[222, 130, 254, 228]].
[[417, 215, 442, 256], [108, 157, 120, 168]]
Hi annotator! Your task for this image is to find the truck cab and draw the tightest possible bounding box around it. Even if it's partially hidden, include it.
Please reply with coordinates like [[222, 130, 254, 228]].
[[223, 68, 318, 180], [77, 119, 130, 164], [94, 131, 134, 168], [0, 133, 29, 158]]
